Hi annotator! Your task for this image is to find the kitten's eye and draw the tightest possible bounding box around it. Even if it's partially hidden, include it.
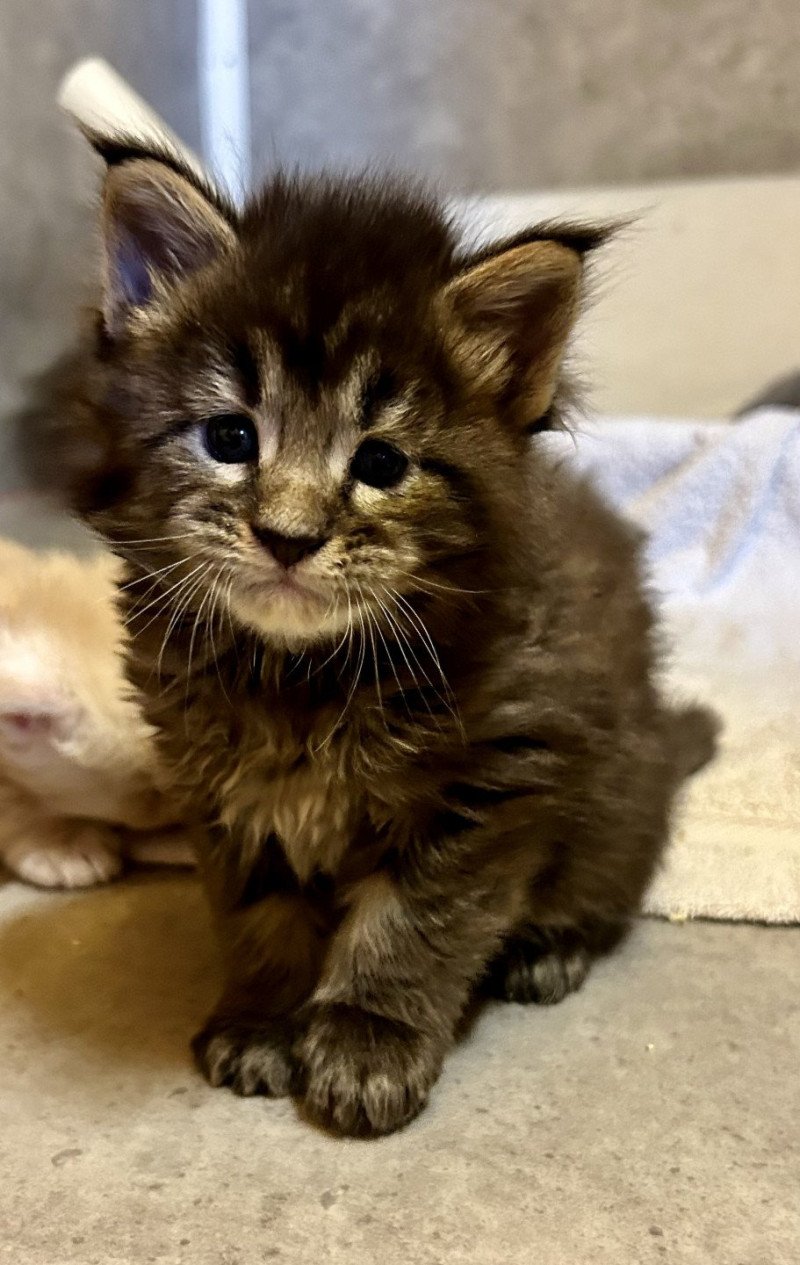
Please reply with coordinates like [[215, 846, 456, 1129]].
[[203, 414, 259, 464], [350, 438, 409, 489]]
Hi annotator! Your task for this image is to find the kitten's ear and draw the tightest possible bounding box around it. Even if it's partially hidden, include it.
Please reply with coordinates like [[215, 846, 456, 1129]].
[[98, 151, 235, 335], [445, 229, 605, 425]]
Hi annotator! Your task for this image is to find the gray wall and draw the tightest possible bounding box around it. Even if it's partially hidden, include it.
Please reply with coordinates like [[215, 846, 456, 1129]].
[[0, 0, 198, 486], [248, 0, 800, 189]]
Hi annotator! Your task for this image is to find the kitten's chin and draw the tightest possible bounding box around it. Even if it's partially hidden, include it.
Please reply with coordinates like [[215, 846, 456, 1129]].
[[228, 586, 347, 647]]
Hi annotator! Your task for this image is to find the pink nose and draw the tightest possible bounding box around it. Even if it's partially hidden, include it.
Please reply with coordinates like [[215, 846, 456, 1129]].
[[250, 525, 327, 569]]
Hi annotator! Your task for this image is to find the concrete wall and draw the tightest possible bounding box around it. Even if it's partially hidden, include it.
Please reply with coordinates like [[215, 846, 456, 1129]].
[[0, 0, 198, 485], [248, 0, 800, 190]]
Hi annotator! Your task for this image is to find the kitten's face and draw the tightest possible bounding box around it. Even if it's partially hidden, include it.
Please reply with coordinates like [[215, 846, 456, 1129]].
[[78, 157, 592, 648], [104, 307, 496, 646]]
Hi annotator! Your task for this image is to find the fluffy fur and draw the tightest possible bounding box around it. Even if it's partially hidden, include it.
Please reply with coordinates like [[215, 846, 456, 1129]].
[[0, 537, 190, 887], [18, 141, 717, 1133]]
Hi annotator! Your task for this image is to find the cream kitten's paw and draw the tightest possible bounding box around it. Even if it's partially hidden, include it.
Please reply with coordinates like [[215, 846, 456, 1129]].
[[3, 821, 123, 889]]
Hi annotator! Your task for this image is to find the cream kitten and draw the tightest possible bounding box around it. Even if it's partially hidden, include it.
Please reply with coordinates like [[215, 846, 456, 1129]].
[[0, 535, 191, 887]]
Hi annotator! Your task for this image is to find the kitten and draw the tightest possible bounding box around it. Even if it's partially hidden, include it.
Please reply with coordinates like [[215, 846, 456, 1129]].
[[21, 137, 716, 1134], [0, 537, 191, 887]]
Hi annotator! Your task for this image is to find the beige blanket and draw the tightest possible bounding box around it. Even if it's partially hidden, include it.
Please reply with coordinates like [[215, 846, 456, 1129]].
[[555, 411, 800, 923]]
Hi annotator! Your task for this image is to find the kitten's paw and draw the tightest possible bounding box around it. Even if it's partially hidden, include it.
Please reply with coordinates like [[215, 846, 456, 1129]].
[[485, 930, 590, 1005], [192, 1018, 297, 1098], [5, 823, 123, 889], [298, 1003, 443, 1137]]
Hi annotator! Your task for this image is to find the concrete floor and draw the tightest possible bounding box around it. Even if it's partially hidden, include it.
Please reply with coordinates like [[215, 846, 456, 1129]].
[[0, 873, 797, 1265]]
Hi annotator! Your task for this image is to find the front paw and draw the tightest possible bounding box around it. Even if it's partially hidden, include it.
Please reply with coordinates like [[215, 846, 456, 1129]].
[[5, 822, 123, 889], [298, 1003, 444, 1137], [192, 1016, 297, 1098]]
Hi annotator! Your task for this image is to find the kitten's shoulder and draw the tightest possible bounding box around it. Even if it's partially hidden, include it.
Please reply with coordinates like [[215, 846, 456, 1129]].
[[527, 441, 644, 566], [516, 444, 654, 667]]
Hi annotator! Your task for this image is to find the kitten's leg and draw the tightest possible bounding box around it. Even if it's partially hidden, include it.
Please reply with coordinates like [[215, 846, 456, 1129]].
[[482, 908, 633, 1006], [2, 815, 123, 888], [482, 924, 601, 1004], [296, 867, 521, 1137], [123, 827, 196, 868], [192, 887, 328, 1099]]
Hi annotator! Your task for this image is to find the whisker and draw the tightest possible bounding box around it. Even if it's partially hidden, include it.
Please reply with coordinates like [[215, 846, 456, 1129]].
[[390, 590, 453, 694], [315, 617, 352, 675], [286, 651, 307, 680], [315, 586, 366, 752], [382, 588, 449, 727], [371, 587, 439, 725], [155, 564, 212, 683], [339, 586, 355, 679], [117, 556, 190, 593], [184, 565, 220, 716], [205, 564, 233, 706], [103, 531, 196, 548], [128, 562, 207, 639], [113, 557, 201, 614], [367, 585, 414, 719], [393, 569, 488, 598], [358, 582, 388, 733], [387, 588, 464, 738], [224, 574, 238, 650]]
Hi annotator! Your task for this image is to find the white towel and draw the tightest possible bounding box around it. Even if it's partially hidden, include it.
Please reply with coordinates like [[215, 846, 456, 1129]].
[[548, 409, 800, 923]]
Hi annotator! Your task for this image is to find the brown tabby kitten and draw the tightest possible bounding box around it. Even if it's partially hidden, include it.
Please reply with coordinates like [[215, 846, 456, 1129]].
[[22, 137, 716, 1136]]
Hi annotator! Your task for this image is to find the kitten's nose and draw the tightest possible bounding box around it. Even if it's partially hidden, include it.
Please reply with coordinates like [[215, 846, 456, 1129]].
[[251, 524, 328, 569]]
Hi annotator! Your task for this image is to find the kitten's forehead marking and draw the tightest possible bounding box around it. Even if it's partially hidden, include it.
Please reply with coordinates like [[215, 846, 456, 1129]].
[[182, 342, 280, 465], [325, 361, 372, 478], [249, 329, 284, 400], [247, 338, 368, 473], [183, 348, 240, 415], [323, 358, 417, 476]]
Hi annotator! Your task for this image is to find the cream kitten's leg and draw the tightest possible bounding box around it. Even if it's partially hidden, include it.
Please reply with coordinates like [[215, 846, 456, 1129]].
[[1, 815, 123, 889], [124, 827, 195, 868]]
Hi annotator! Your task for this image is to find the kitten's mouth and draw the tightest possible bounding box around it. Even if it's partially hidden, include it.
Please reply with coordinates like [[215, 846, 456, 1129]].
[[269, 572, 322, 601], [228, 564, 337, 639], [235, 559, 326, 604], [252, 571, 330, 614]]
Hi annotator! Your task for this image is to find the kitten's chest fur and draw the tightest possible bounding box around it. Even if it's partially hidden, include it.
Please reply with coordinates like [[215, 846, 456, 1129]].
[[228, 747, 357, 883], [160, 661, 374, 885]]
